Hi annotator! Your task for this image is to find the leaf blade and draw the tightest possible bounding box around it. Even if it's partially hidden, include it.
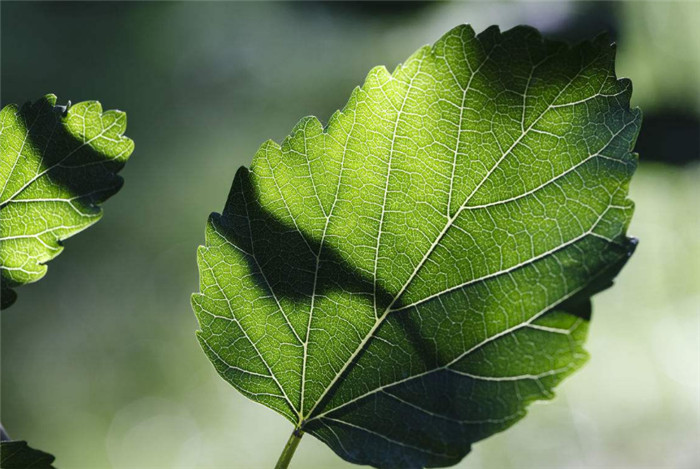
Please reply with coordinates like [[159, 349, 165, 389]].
[[0, 94, 134, 308], [194, 24, 640, 468], [0, 441, 56, 469]]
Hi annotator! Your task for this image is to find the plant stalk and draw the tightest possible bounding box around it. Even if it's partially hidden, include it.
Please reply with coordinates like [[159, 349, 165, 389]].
[[274, 428, 304, 469]]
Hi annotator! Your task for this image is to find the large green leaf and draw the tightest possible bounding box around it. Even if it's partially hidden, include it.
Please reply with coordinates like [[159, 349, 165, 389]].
[[193, 25, 640, 468], [0, 441, 56, 469], [0, 95, 134, 309]]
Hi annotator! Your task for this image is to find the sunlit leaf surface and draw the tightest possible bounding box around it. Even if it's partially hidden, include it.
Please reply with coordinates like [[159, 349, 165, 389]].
[[0, 95, 134, 309], [193, 25, 640, 468]]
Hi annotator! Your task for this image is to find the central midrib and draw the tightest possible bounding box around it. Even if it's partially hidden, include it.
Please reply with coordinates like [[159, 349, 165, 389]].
[[299, 57, 425, 421]]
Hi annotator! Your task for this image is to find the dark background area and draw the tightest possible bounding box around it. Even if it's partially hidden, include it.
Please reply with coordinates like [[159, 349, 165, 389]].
[[2, 2, 698, 468]]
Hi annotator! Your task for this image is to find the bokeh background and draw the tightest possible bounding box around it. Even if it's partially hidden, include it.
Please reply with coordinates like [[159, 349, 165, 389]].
[[1, 1, 698, 468]]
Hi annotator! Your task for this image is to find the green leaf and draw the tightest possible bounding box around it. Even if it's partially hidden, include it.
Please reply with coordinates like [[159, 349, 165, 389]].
[[0, 441, 56, 469], [193, 25, 640, 468], [0, 95, 134, 309]]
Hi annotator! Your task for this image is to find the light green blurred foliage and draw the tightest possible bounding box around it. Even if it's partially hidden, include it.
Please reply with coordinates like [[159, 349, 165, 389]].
[[1, 1, 697, 468], [616, 1, 700, 113]]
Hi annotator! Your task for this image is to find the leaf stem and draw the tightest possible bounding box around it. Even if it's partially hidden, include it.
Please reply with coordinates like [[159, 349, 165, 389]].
[[274, 428, 303, 469]]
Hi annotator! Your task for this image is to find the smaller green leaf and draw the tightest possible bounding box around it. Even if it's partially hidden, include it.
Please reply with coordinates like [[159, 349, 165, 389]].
[[0, 94, 134, 309], [0, 441, 56, 469]]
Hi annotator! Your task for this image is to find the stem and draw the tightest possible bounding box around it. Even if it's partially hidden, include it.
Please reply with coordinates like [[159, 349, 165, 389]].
[[274, 428, 303, 469]]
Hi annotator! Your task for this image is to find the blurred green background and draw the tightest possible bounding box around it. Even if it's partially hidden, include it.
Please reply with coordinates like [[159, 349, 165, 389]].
[[1, 1, 698, 468]]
